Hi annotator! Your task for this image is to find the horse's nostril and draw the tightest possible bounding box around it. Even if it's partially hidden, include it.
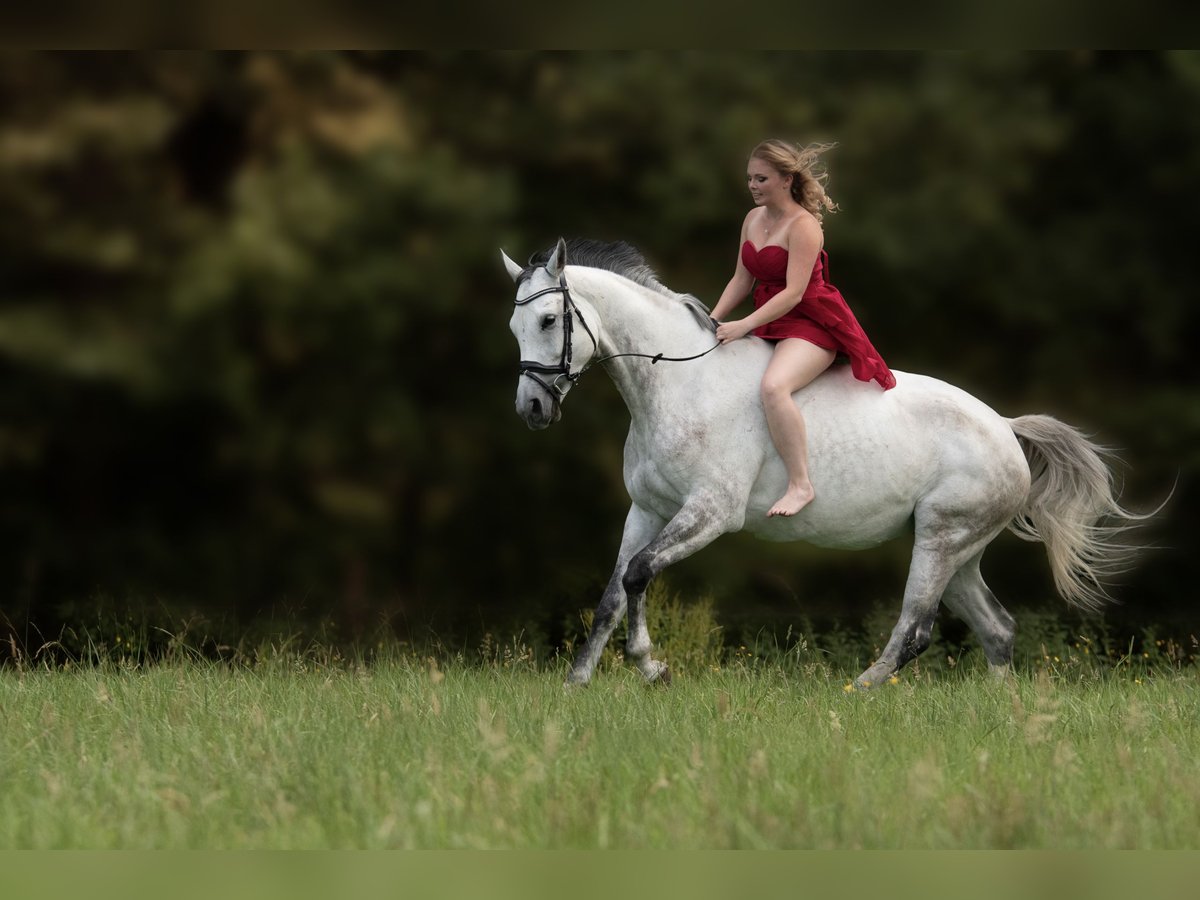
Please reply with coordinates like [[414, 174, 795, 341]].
[[530, 397, 543, 418]]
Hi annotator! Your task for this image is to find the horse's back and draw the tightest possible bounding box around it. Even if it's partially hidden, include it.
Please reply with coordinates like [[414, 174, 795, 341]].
[[743, 366, 1029, 548], [806, 367, 1022, 460]]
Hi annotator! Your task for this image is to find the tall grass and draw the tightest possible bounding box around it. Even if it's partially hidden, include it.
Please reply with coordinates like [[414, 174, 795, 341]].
[[2, 585, 1198, 849]]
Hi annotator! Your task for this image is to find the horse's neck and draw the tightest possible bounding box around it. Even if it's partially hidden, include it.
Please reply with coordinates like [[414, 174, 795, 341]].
[[573, 268, 710, 420]]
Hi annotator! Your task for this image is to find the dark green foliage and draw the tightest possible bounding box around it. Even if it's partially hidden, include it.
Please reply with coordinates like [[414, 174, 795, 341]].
[[0, 52, 1194, 652]]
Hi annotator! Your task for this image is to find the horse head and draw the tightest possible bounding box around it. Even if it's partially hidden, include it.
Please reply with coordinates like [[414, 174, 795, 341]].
[[503, 238, 602, 430]]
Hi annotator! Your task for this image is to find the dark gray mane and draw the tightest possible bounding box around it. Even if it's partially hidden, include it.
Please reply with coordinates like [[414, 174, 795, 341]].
[[519, 238, 713, 329]]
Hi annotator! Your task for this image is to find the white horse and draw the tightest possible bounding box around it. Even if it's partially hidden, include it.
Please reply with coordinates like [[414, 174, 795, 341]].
[[504, 238, 1143, 688]]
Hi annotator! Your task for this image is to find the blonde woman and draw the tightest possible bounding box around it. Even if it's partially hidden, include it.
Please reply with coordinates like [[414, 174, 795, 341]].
[[712, 139, 896, 517]]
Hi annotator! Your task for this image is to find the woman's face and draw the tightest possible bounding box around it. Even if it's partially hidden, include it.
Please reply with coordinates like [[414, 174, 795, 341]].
[[747, 157, 791, 206]]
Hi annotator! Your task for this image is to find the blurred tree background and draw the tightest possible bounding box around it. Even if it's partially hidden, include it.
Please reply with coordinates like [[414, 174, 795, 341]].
[[0, 51, 1195, 653]]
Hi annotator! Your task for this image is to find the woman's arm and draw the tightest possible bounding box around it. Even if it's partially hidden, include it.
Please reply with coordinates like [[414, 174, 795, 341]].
[[710, 210, 756, 322], [716, 215, 821, 342]]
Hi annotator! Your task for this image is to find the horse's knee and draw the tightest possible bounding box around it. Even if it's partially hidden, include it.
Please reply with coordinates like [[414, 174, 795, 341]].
[[622, 551, 653, 597]]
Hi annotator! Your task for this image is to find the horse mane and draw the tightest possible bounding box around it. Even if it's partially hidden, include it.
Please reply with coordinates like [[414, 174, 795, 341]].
[[521, 238, 715, 332]]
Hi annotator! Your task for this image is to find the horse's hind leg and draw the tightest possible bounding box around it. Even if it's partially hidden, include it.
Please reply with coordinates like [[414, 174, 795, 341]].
[[855, 542, 960, 688], [856, 503, 1009, 688], [941, 552, 1016, 678]]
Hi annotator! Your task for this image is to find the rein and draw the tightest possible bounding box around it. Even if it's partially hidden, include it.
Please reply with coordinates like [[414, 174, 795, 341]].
[[515, 272, 720, 408]]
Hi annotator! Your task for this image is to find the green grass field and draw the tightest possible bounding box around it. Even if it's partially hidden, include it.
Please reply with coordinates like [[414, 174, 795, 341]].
[[2, 616, 1198, 849]]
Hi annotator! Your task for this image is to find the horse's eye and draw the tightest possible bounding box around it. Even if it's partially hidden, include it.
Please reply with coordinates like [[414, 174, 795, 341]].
[[540, 315, 557, 330]]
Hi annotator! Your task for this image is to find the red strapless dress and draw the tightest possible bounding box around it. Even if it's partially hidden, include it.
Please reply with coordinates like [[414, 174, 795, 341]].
[[741, 240, 896, 390]]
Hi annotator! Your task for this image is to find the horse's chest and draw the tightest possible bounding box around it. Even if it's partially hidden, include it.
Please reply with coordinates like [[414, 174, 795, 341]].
[[623, 446, 699, 519], [625, 458, 681, 515], [622, 414, 754, 517]]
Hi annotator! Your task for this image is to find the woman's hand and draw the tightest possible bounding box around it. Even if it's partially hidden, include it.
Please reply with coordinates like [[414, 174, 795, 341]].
[[715, 319, 753, 344]]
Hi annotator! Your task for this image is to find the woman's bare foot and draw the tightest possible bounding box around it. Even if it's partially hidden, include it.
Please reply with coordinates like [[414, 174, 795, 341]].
[[767, 482, 815, 517]]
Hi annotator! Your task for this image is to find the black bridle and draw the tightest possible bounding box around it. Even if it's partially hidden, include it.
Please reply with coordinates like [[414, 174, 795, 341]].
[[514, 273, 599, 405], [514, 269, 720, 412]]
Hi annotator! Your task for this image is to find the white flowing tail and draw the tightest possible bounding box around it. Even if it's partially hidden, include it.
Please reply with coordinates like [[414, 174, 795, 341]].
[[1007, 415, 1149, 610]]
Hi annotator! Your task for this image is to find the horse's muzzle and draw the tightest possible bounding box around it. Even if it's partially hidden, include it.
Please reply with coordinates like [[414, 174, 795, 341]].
[[519, 395, 561, 430], [517, 376, 565, 430]]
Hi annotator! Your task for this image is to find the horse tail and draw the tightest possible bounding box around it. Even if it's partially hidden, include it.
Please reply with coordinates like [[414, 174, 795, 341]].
[[1006, 414, 1150, 611]]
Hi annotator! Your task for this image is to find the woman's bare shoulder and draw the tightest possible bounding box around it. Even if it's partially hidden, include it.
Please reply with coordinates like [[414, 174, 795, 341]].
[[786, 210, 823, 247], [738, 207, 761, 238]]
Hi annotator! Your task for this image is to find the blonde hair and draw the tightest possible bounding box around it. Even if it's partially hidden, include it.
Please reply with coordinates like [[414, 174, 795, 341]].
[[750, 139, 839, 222]]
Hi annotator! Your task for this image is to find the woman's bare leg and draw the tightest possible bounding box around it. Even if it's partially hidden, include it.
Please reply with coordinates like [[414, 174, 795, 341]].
[[760, 338, 836, 517]]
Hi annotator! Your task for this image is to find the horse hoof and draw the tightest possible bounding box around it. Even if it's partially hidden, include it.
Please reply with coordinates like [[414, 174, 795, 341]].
[[853, 663, 892, 690], [987, 662, 1013, 680], [653, 665, 672, 687]]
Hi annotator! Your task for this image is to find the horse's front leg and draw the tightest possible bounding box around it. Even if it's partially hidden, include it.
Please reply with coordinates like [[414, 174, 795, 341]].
[[619, 496, 732, 684], [567, 504, 665, 686]]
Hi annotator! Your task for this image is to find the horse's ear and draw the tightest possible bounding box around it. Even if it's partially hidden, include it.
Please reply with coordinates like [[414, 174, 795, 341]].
[[500, 249, 524, 283], [545, 237, 568, 279]]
